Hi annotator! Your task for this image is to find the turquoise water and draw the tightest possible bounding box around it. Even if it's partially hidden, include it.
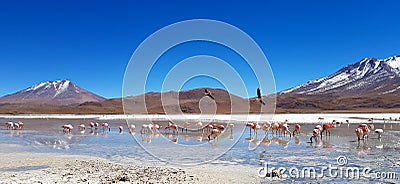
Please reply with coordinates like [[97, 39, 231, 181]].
[[1, 119, 399, 183]]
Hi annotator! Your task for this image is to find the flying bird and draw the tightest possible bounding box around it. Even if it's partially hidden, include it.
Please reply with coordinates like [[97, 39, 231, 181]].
[[257, 88, 266, 105], [204, 88, 215, 100]]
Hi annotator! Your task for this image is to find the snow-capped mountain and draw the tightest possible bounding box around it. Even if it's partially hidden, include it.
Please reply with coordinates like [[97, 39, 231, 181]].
[[0, 80, 106, 105], [281, 56, 400, 96]]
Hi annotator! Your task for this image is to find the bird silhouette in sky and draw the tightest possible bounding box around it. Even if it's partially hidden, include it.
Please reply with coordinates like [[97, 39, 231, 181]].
[[204, 88, 215, 100], [257, 88, 266, 105]]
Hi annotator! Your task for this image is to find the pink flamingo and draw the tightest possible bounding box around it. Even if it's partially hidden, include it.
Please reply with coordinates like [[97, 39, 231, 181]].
[[165, 122, 178, 134], [78, 124, 86, 130], [16, 121, 24, 130], [262, 122, 271, 135], [141, 124, 150, 134], [292, 124, 301, 136], [208, 128, 223, 141], [203, 123, 214, 133], [89, 122, 95, 129], [245, 122, 254, 135], [281, 124, 291, 138], [375, 129, 383, 138], [204, 88, 215, 100], [228, 123, 235, 133], [355, 128, 364, 141], [13, 122, 20, 130], [252, 122, 261, 136], [315, 125, 323, 136], [271, 122, 280, 136], [322, 123, 336, 136], [196, 122, 203, 132], [19, 122, 24, 129], [128, 124, 136, 133], [207, 123, 226, 141], [367, 123, 374, 131], [310, 126, 322, 143], [183, 122, 190, 133], [213, 123, 225, 131], [358, 124, 370, 140], [101, 123, 110, 132], [5, 122, 14, 129], [153, 123, 161, 132], [358, 124, 368, 128], [147, 123, 154, 132], [62, 124, 73, 133], [278, 120, 289, 135], [256, 88, 266, 105]]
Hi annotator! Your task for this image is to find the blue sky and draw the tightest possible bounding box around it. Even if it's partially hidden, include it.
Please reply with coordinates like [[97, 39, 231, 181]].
[[0, 0, 399, 98]]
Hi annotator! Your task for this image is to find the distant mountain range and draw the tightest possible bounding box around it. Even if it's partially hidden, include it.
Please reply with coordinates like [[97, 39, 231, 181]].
[[276, 56, 400, 112], [0, 80, 105, 105], [0, 56, 399, 114], [280, 56, 400, 96]]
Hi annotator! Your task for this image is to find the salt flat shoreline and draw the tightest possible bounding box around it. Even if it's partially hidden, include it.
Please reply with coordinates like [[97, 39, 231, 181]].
[[0, 152, 259, 184], [0, 153, 200, 183], [1, 113, 400, 124]]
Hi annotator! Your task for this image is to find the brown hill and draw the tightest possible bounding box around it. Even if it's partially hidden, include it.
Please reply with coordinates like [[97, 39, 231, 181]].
[[121, 88, 273, 114], [1, 88, 400, 114], [0, 88, 276, 114]]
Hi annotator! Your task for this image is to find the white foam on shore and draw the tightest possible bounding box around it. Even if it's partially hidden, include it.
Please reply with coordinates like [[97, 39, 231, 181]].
[[0, 113, 400, 124]]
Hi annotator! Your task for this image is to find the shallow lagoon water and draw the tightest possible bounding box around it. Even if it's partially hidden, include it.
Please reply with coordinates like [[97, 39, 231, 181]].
[[1, 118, 400, 183]]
